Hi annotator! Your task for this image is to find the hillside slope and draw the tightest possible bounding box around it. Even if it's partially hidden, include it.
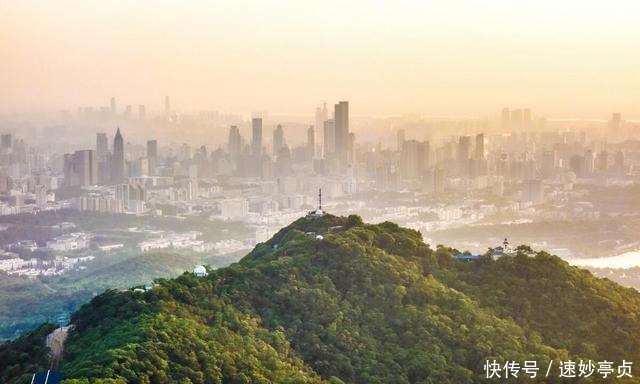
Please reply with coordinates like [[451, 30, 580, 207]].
[[2, 214, 640, 383]]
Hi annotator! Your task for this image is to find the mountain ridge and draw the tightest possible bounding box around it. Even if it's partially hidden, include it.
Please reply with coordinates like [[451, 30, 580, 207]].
[[2, 214, 639, 383]]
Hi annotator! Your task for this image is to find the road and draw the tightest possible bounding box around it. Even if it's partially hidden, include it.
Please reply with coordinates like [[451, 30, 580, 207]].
[[46, 327, 69, 370]]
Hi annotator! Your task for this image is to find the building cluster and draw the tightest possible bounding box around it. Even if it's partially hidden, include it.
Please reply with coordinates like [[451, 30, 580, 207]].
[[0, 251, 95, 277], [0, 98, 640, 262], [45, 232, 91, 252]]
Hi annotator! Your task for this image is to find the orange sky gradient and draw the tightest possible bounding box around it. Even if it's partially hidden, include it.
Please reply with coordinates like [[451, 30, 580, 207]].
[[1, 0, 639, 118]]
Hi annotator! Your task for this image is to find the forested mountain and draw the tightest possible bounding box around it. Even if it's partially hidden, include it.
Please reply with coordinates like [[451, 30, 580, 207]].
[[2, 214, 640, 383]]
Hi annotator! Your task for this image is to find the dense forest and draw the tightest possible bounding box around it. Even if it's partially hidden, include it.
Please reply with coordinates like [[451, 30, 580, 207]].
[[2, 214, 640, 383], [0, 209, 251, 339]]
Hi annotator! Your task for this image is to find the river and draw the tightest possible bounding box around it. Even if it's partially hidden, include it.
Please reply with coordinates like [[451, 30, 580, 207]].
[[565, 251, 640, 269]]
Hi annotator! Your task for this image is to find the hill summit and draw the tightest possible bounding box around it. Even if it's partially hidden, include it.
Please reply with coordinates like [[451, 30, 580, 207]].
[[3, 214, 640, 383]]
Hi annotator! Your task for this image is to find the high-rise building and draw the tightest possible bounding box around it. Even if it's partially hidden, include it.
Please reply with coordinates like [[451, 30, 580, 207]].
[[401, 140, 420, 179], [252, 118, 263, 155], [523, 108, 532, 129], [96, 133, 108, 162], [614, 150, 625, 175], [522, 179, 544, 205], [35, 185, 48, 209], [146, 139, 157, 160], [334, 101, 349, 161], [584, 149, 595, 175], [610, 113, 622, 131], [307, 125, 315, 158], [323, 119, 335, 157], [138, 105, 146, 120], [111, 128, 125, 183], [418, 141, 430, 174], [1, 134, 12, 150], [124, 105, 132, 119], [64, 150, 97, 187], [397, 129, 406, 152], [147, 139, 158, 176], [596, 151, 608, 173], [228, 126, 242, 155], [273, 124, 285, 155], [541, 150, 557, 178], [510, 109, 523, 130], [610, 113, 622, 141], [475, 133, 485, 160], [115, 184, 130, 212], [501, 108, 510, 131], [110, 97, 116, 115], [315, 103, 328, 146], [457, 136, 472, 177]]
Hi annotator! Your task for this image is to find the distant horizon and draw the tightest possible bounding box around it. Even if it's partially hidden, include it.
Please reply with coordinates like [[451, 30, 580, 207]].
[[2, 1, 639, 119], [0, 101, 636, 123]]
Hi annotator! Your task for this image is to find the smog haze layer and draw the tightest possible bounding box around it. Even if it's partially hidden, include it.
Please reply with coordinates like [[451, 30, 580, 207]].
[[1, 0, 639, 118]]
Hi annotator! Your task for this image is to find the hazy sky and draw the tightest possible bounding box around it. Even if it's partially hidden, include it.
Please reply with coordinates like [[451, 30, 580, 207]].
[[1, 1, 639, 118]]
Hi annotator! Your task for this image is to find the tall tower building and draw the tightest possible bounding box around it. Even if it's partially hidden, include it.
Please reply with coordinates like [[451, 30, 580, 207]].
[[307, 125, 315, 158], [252, 118, 263, 155], [110, 97, 116, 115], [96, 133, 108, 162], [111, 128, 125, 183], [510, 109, 523, 130], [315, 102, 328, 145], [475, 133, 485, 160], [610, 113, 622, 141], [64, 150, 97, 187], [501, 108, 510, 131], [147, 139, 158, 176], [273, 124, 285, 156], [1, 134, 12, 150], [397, 129, 406, 152], [457, 136, 471, 177], [228, 126, 242, 155], [334, 101, 349, 162], [523, 108, 532, 129], [400, 140, 420, 179], [138, 105, 146, 120], [323, 119, 335, 158]]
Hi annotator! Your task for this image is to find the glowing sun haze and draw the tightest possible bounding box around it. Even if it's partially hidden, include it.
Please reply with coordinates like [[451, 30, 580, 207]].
[[1, 0, 639, 118]]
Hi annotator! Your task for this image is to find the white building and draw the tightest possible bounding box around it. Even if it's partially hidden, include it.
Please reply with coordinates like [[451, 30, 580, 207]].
[[219, 198, 249, 220]]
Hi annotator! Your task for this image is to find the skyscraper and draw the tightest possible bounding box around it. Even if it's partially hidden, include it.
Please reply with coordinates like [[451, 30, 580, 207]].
[[138, 105, 146, 120], [228, 125, 242, 156], [475, 133, 485, 160], [500, 108, 510, 131], [64, 150, 97, 187], [96, 133, 109, 184], [315, 102, 328, 145], [111, 128, 125, 183], [400, 140, 420, 179], [273, 124, 285, 155], [323, 119, 335, 157], [307, 125, 315, 158], [110, 97, 116, 115], [457, 136, 471, 177], [96, 133, 108, 162], [523, 108, 532, 129], [397, 129, 406, 152], [510, 109, 523, 130], [1, 134, 12, 150], [252, 118, 263, 155], [147, 139, 158, 176], [334, 101, 349, 162]]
